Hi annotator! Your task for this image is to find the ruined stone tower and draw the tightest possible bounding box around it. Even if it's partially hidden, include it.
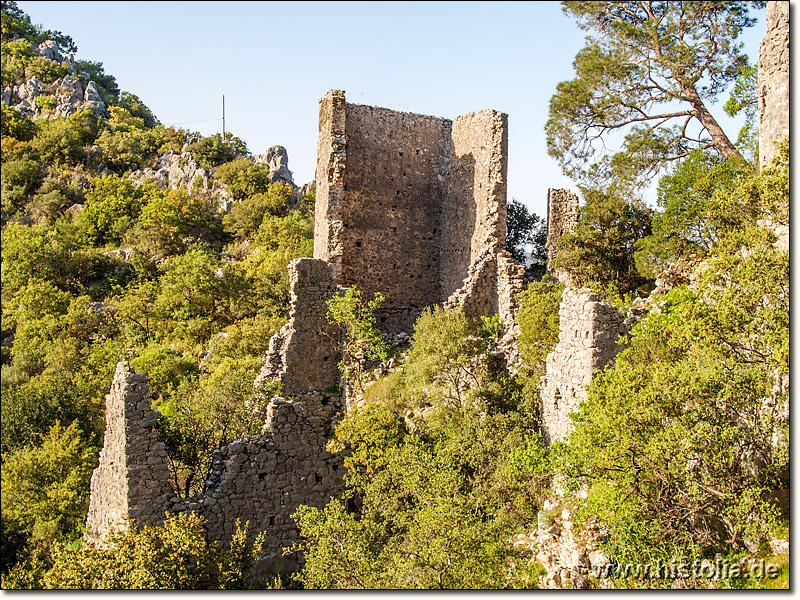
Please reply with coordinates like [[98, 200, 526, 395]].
[[85, 91, 525, 577], [545, 188, 579, 282], [314, 90, 523, 334]]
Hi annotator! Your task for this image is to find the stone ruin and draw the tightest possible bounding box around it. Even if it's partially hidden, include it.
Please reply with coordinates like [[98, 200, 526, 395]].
[[544, 188, 579, 282], [758, 0, 789, 172], [314, 90, 524, 334], [85, 90, 526, 579], [86, 3, 792, 571]]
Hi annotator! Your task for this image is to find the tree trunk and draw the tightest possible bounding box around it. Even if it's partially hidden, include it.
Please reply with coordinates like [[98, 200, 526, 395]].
[[684, 86, 750, 166]]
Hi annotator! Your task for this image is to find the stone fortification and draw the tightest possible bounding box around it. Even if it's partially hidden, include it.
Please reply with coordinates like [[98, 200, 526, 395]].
[[758, 0, 789, 171], [84, 362, 177, 545], [539, 288, 628, 445], [86, 91, 529, 580], [314, 90, 523, 334], [86, 259, 345, 578], [255, 258, 341, 396], [545, 188, 579, 282]]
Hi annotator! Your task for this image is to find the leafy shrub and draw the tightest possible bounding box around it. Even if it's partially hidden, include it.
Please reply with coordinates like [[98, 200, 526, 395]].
[[42, 513, 265, 589]]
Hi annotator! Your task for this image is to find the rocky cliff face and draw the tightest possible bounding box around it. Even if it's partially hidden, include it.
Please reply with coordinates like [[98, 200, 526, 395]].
[[1, 38, 107, 119]]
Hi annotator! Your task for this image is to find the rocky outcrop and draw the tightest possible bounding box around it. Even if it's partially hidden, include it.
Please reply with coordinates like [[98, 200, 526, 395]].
[[254, 145, 294, 186], [129, 151, 233, 212], [514, 501, 611, 589]]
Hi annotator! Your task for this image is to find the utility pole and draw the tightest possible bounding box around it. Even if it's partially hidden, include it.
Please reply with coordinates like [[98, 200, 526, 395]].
[[222, 94, 226, 137]]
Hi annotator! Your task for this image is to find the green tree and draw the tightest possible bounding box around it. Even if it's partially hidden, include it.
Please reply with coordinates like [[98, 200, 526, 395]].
[[563, 143, 788, 570], [552, 189, 653, 297], [1, 104, 36, 141], [1, 421, 97, 575], [402, 306, 490, 408], [515, 277, 564, 373], [326, 287, 391, 393], [547, 1, 761, 190], [506, 198, 547, 269], [186, 132, 248, 169], [633, 150, 745, 278]]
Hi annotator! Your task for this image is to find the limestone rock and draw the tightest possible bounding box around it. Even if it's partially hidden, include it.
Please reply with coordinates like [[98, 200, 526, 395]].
[[254, 145, 295, 186]]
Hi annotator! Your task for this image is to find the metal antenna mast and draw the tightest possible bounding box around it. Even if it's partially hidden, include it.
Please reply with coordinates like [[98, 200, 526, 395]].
[[222, 95, 226, 137]]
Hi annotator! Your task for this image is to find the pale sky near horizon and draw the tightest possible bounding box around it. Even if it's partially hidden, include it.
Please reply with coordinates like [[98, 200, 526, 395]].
[[16, 1, 769, 218]]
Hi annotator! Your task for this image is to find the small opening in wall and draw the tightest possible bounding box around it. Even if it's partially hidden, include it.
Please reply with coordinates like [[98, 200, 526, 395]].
[[416, 149, 420, 155], [323, 356, 329, 362], [315, 473, 323, 483], [356, 241, 363, 247], [392, 227, 397, 233], [409, 274, 415, 279], [399, 152, 403, 157], [322, 396, 331, 406], [380, 316, 387, 323]]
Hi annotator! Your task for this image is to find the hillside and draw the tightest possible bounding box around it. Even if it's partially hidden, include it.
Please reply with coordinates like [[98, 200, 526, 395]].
[[0, 1, 789, 590]]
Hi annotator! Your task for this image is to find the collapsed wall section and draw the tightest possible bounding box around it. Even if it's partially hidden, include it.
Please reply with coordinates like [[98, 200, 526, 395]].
[[87, 257, 345, 579], [540, 288, 628, 445], [84, 362, 175, 546], [758, 0, 789, 171], [255, 257, 340, 396]]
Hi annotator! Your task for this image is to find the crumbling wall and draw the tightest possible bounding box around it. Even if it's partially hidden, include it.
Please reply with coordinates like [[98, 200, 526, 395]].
[[314, 90, 522, 334], [87, 258, 345, 578], [254, 258, 340, 396], [545, 188, 579, 282], [758, 0, 789, 171], [540, 288, 628, 445], [84, 362, 177, 546]]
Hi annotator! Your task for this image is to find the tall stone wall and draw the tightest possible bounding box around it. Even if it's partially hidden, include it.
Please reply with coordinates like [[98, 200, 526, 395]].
[[254, 258, 340, 396], [545, 188, 579, 282], [758, 0, 790, 171], [314, 90, 522, 333], [441, 110, 508, 298], [539, 288, 629, 445], [84, 362, 174, 546]]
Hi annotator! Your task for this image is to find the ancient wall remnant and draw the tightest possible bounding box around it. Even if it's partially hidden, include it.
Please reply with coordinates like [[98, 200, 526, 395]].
[[539, 288, 629, 445], [254, 258, 341, 396], [86, 91, 528, 580], [758, 0, 789, 171], [85, 361, 344, 578], [314, 90, 523, 334], [545, 188, 579, 282], [84, 362, 177, 546], [86, 259, 345, 578]]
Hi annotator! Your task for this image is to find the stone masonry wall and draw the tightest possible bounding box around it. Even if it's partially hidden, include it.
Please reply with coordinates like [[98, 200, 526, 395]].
[[540, 288, 629, 445], [758, 0, 789, 171], [86, 364, 344, 578], [545, 188, 579, 282], [254, 257, 341, 396], [314, 90, 522, 334], [84, 362, 177, 546], [87, 257, 345, 579]]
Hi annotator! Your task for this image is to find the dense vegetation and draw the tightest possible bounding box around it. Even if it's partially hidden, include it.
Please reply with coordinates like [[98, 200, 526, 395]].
[[1, 0, 788, 590]]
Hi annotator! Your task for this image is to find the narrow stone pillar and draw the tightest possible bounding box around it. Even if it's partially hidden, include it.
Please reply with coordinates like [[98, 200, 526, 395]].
[[84, 361, 173, 546]]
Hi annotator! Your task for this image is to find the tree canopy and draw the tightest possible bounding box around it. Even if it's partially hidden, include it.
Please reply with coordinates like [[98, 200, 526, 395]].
[[547, 1, 763, 190]]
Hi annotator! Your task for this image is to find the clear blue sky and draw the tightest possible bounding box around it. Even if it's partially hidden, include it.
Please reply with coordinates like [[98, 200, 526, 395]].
[[17, 1, 767, 218]]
